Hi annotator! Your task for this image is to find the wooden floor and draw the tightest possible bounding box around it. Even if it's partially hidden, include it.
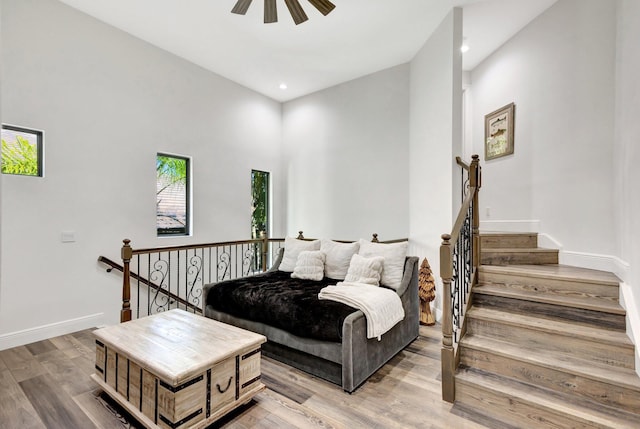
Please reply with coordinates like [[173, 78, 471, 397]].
[[0, 325, 491, 429]]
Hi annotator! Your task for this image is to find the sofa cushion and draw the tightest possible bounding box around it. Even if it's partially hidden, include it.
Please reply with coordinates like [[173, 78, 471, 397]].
[[291, 250, 326, 281], [358, 239, 408, 290], [321, 239, 360, 280], [279, 237, 321, 272], [206, 270, 357, 342], [344, 254, 384, 286]]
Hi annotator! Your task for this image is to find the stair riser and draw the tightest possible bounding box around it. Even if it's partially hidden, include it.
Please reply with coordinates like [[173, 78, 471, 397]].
[[460, 347, 640, 414], [480, 234, 538, 249], [455, 378, 611, 429], [473, 293, 626, 331], [481, 251, 559, 265], [478, 271, 619, 301], [466, 318, 635, 369]]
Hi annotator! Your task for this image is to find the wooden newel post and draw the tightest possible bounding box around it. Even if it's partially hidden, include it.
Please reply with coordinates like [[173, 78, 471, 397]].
[[121, 239, 133, 323], [260, 231, 268, 272], [297, 231, 304, 240], [440, 233, 455, 402], [470, 154, 481, 269]]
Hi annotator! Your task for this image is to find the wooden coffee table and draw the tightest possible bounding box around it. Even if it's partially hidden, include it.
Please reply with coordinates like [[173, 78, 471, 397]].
[[92, 309, 266, 429]]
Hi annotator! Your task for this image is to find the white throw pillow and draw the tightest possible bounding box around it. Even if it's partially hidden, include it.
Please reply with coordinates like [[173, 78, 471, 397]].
[[320, 239, 360, 280], [279, 237, 321, 272], [358, 239, 408, 290], [291, 250, 326, 281], [344, 254, 385, 286]]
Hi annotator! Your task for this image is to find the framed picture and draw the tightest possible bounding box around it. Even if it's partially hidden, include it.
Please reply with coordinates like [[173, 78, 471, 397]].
[[484, 103, 515, 160]]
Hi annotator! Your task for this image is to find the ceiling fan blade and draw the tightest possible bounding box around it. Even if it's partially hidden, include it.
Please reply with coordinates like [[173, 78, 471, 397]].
[[284, 0, 308, 25], [307, 0, 335, 16], [231, 0, 253, 15], [264, 0, 277, 23]]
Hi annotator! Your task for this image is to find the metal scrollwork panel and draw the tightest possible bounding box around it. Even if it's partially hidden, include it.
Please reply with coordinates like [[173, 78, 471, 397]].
[[149, 256, 171, 315], [186, 252, 203, 309]]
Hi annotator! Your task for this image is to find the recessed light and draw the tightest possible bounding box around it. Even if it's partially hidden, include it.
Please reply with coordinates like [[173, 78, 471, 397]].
[[461, 37, 469, 53], [279, 83, 288, 90]]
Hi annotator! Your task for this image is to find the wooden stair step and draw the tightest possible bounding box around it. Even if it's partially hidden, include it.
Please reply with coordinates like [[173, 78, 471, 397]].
[[479, 264, 620, 300], [460, 335, 640, 413], [481, 247, 559, 265], [473, 283, 627, 330], [474, 283, 625, 315], [480, 232, 538, 249], [466, 307, 635, 369], [455, 367, 640, 429]]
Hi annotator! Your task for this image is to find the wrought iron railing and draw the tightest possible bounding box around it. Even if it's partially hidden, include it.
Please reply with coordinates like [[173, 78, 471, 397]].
[[103, 233, 285, 322], [101, 231, 405, 323], [440, 155, 481, 403]]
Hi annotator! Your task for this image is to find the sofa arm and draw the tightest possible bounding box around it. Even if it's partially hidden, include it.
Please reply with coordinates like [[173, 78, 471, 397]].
[[340, 255, 420, 393]]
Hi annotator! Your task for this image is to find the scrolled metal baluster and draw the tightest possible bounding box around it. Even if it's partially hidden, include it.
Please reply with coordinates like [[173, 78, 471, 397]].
[[149, 256, 170, 314], [217, 249, 231, 281], [243, 245, 256, 277], [187, 252, 203, 310]]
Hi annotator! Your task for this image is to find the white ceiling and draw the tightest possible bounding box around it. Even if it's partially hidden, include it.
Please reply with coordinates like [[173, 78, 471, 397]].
[[56, 0, 557, 102]]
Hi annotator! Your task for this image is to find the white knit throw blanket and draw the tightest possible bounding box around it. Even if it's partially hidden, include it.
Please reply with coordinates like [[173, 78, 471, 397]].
[[318, 282, 405, 340]]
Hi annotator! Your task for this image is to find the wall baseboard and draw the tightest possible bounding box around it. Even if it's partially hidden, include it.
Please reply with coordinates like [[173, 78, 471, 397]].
[[620, 282, 640, 377], [0, 313, 104, 351]]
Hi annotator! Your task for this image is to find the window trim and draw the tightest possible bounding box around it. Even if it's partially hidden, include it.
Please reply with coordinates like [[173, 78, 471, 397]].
[[251, 169, 270, 239], [156, 152, 191, 237], [1, 123, 44, 177]]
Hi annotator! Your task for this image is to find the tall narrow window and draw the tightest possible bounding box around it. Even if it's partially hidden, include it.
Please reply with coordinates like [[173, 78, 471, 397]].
[[1, 124, 44, 177], [251, 170, 270, 239], [157, 153, 190, 236]]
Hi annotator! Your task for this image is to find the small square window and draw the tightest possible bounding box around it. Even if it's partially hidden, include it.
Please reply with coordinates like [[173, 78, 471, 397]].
[[1, 124, 44, 177]]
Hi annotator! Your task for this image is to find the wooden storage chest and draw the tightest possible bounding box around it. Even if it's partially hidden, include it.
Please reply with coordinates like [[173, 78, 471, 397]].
[[92, 309, 266, 429]]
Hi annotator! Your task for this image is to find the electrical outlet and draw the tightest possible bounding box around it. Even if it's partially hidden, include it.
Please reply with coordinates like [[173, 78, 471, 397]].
[[61, 231, 76, 243], [486, 207, 491, 217]]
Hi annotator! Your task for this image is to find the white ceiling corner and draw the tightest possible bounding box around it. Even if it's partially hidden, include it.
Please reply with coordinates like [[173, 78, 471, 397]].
[[55, 0, 558, 102]]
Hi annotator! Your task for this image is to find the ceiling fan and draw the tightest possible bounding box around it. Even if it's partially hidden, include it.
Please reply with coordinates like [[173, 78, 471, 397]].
[[231, 0, 336, 25]]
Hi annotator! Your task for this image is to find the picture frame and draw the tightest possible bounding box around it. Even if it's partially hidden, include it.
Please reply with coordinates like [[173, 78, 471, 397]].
[[484, 102, 515, 160]]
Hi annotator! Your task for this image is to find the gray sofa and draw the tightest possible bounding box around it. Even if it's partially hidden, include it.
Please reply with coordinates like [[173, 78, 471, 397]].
[[202, 249, 420, 393]]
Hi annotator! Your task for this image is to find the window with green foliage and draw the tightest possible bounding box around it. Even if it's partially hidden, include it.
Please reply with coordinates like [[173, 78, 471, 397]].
[[1, 124, 43, 177], [251, 170, 270, 240], [157, 153, 190, 236]]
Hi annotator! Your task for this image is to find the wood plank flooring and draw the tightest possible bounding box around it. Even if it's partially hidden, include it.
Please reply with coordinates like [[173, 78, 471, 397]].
[[0, 326, 490, 429]]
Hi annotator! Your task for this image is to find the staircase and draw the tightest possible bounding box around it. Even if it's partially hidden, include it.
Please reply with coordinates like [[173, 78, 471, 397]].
[[454, 232, 640, 429]]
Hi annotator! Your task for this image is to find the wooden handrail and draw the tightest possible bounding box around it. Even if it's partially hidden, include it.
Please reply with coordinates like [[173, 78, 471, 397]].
[[447, 187, 476, 246], [456, 156, 470, 171], [98, 254, 202, 316], [440, 154, 481, 403], [131, 237, 284, 255]]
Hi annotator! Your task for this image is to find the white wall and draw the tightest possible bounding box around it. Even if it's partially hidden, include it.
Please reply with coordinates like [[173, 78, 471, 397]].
[[282, 64, 410, 241], [471, 0, 616, 259], [615, 0, 640, 368], [0, 0, 284, 347], [409, 8, 463, 316]]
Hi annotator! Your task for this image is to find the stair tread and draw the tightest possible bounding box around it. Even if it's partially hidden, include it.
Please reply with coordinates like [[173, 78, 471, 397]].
[[474, 283, 626, 315], [482, 247, 558, 253], [457, 367, 640, 429], [479, 264, 620, 285], [461, 334, 640, 391], [467, 306, 634, 347]]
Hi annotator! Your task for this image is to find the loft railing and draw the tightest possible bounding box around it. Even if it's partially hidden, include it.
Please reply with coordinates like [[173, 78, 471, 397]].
[[101, 231, 405, 323], [106, 233, 286, 323], [440, 154, 481, 403]]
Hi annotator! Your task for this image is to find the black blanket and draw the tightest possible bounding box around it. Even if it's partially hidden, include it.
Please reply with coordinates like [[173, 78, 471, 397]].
[[205, 270, 357, 342]]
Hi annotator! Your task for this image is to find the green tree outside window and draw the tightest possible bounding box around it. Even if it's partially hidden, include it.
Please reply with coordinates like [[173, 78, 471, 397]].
[[1, 125, 43, 177]]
